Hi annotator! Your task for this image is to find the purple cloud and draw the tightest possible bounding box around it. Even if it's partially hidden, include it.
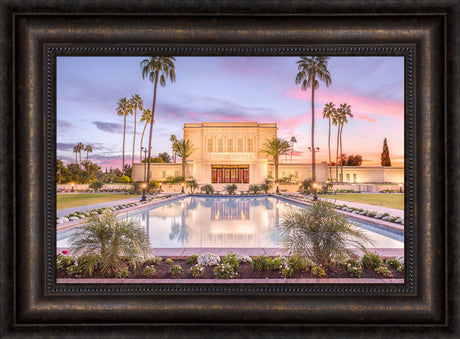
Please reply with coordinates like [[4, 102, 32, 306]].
[[92, 121, 123, 133]]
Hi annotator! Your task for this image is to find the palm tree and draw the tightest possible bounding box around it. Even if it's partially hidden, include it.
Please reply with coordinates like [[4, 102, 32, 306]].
[[140, 56, 176, 184], [84, 144, 93, 163], [72, 144, 80, 164], [116, 97, 132, 176], [129, 94, 143, 173], [336, 103, 353, 183], [69, 209, 150, 276], [139, 108, 152, 163], [331, 109, 341, 182], [261, 137, 291, 183], [173, 138, 196, 178], [290, 136, 297, 164], [170, 134, 178, 163], [322, 102, 336, 181], [75, 142, 85, 167], [279, 201, 373, 267], [296, 56, 332, 182]]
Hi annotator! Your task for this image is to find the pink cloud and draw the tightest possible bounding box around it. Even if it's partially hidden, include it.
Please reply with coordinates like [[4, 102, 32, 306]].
[[285, 87, 404, 120], [354, 114, 377, 123]]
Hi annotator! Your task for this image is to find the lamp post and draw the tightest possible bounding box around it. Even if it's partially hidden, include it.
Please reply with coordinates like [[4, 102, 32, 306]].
[[399, 183, 403, 193], [71, 183, 74, 192], [140, 183, 147, 202], [159, 182, 162, 192], [312, 183, 318, 201], [181, 182, 185, 193], [276, 183, 279, 194]]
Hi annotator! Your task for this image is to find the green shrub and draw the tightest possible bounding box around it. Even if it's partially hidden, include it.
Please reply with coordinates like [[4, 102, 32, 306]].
[[375, 266, 393, 278], [213, 263, 235, 279], [189, 264, 205, 278], [142, 265, 156, 277], [200, 184, 215, 195], [252, 254, 269, 271], [361, 252, 383, 270], [115, 267, 129, 278], [248, 185, 261, 194], [222, 253, 239, 269], [116, 175, 131, 183], [397, 264, 405, 273], [260, 178, 273, 194], [145, 256, 162, 265], [347, 265, 362, 278], [66, 264, 82, 276], [89, 181, 104, 192], [169, 264, 183, 276], [280, 263, 294, 278], [77, 254, 102, 277], [186, 254, 198, 265], [165, 258, 174, 264], [311, 265, 326, 277], [386, 258, 401, 269], [224, 183, 238, 195], [288, 256, 312, 272], [268, 256, 288, 270]]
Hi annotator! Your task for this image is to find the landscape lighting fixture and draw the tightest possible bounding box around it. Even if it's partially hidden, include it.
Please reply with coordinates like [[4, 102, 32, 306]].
[[141, 183, 147, 202]]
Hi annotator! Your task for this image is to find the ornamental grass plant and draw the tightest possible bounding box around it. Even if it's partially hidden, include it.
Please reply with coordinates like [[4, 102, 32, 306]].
[[279, 201, 373, 267], [68, 209, 151, 276]]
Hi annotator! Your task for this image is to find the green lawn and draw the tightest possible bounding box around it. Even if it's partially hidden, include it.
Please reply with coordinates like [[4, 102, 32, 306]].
[[57, 193, 141, 210], [322, 193, 404, 210]]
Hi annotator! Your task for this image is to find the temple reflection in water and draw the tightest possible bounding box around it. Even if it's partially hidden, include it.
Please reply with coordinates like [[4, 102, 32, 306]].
[[128, 196, 297, 248]]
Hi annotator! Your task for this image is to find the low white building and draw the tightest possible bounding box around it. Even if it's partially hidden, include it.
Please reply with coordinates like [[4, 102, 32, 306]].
[[132, 122, 403, 185]]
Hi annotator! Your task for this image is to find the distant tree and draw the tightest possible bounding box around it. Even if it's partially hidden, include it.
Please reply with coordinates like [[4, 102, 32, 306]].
[[116, 97, 133, 175], [158, 152, 171, 163], [296, 56, 332, 182], [290, 136, 297, 164], [89, 181, 104, 192], [381, 138, 392, 166], [170, 134, 178, 163], [261, 137, 291, 183], [225, 184, 238, 195], [129, 94, 143, 172], [141, 156, 164, 163], [139, 109, 152, 162], [260, 178, 274, 194], [186, 179, 199, 193], [200, 184, 215, 195], [322, 102, 336, 181], [140, 56, 176, 185], [345, 154, 363, 166], [84, 144, 93, 163], [123, 164, 132, 178], [173, 138, 197, 178]]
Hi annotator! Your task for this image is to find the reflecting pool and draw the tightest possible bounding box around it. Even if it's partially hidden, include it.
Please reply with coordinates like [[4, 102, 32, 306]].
[[57, 196, 404, 249]]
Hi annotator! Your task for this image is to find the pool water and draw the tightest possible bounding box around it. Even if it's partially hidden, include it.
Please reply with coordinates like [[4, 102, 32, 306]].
[[57, 196, 404, 249]]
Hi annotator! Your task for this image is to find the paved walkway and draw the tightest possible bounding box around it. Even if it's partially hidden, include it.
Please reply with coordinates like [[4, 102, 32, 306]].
[[57, 195, 157, 218], [289, 193, 404, 218]]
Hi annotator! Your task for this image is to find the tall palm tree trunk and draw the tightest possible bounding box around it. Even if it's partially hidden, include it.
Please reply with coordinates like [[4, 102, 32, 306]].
[[340, 124, 344, 184], [182, 161, 186, 178], [328, 118, 332, 181], [122, 114, 126, 175], [140, 123, 147, 163], [336, 124, 340, 183], [146, 74, 159, 185], [290, 142, 294, 163], [131, 108, 137, 173], [274, 159, 279, 182], [311, 75, 316, 182]]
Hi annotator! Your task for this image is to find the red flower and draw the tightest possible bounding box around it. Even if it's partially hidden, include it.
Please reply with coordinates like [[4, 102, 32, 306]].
[[62, 250, 68, 255]]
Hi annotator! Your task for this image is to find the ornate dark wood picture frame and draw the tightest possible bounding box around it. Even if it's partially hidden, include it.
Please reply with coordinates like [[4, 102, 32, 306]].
[[1, 1, 458, 337]]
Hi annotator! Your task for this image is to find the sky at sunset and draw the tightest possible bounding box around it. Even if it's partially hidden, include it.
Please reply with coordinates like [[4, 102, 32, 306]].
[[57, 56, 404, 170]]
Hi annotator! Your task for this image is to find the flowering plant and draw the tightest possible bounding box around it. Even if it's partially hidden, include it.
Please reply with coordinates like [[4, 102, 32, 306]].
[[213, 263, 235, 279]]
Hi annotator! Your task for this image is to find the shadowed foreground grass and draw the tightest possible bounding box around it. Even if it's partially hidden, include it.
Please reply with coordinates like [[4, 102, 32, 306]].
[[322, 193, 404, 210], [57, 193, 141, 210]]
